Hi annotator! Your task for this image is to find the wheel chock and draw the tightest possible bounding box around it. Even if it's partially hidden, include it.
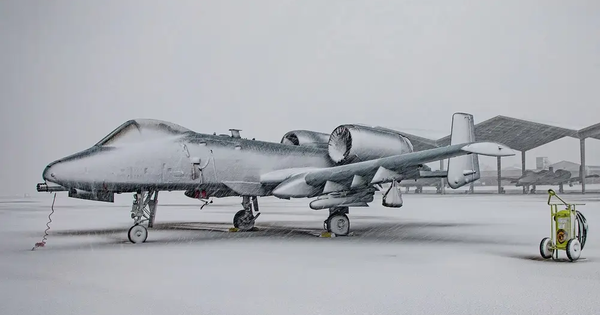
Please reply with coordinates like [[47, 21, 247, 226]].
[[319, 232, 336, 238], [228, 227, 260, 232]]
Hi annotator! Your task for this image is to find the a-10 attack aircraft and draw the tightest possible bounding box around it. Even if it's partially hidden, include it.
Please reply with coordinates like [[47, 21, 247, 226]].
[[36, 113, 515, 243], [502, 167, 599, 194]]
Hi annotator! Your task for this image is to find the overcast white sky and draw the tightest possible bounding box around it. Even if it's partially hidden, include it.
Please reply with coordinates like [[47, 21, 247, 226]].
[[1, 0, 599, 195]]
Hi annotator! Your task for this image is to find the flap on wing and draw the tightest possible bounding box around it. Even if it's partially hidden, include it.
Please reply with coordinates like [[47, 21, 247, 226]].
[[222, 181, 269, 196]]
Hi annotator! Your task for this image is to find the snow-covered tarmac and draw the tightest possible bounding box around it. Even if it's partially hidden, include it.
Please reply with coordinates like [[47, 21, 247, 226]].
[[1, 192, 599, 315]]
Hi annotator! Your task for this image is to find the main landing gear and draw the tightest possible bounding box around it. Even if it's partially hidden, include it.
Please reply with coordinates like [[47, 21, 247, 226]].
[[324, 207, 350, 236], [128, 190, 158, 244], [233, 196, 261, 231]]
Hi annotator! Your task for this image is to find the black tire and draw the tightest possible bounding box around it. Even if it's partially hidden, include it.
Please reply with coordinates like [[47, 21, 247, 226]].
[[326, 214, 350, 236], [233, 210, 254, 231]]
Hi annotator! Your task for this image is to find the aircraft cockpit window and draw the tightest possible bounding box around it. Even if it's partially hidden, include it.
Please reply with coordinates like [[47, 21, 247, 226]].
[[96, 123, 140, 146], [95, 119, 192, 147], [404, 137, 414, 152]]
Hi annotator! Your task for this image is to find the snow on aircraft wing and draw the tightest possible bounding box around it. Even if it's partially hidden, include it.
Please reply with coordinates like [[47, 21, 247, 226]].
[[262, 141, 514, 198]]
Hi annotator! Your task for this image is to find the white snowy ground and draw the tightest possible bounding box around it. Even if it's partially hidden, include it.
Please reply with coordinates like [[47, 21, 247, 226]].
[[1, 191, 599, 315]]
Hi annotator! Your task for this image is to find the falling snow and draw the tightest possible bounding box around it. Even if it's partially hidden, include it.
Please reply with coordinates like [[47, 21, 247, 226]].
[[2, 190, 599, 315]]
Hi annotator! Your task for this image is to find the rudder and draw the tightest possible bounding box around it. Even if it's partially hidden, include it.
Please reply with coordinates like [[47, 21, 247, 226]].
[[447, 113, 480, 189]]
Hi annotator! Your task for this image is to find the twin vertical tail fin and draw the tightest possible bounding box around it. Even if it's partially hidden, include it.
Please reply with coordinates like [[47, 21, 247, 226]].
[[447, 113, 480, 189]]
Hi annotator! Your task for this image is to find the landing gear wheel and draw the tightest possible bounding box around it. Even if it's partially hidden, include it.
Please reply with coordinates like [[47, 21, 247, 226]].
[[539, 237, 553, 259], [326, 214, 350, 236], [566, 238, 581, 261], [233, 210, 255, 231], [128, 225, 148, 244]]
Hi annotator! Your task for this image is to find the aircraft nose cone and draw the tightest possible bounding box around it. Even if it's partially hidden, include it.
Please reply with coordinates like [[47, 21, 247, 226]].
[[43, 163, 58, 182]]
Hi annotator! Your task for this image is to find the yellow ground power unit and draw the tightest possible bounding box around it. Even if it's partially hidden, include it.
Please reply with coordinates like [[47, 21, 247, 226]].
[[539, 189, 589, 262]]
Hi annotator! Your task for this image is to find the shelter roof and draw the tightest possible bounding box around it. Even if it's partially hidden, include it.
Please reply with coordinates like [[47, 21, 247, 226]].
[[436, 115, 579, 151], [398, 115, 600, 152], [578, 123, 600, 141]]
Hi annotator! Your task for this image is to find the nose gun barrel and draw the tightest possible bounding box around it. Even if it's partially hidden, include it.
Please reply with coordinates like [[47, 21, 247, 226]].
[[36, 183, 68, 193]]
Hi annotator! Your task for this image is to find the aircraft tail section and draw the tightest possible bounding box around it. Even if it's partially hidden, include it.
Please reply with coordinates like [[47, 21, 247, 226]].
[[447, 113, 480, 189]]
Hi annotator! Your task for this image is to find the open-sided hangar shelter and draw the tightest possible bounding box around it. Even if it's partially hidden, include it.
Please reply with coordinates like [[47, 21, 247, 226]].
[[399, 115, 600, 194]]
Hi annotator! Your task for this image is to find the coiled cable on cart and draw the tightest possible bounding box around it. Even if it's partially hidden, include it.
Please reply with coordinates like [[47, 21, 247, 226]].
[[575, 210, 588, 249]]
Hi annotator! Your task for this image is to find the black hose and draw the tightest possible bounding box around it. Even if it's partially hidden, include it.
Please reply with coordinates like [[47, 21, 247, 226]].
[[575, 211, 588, 250]]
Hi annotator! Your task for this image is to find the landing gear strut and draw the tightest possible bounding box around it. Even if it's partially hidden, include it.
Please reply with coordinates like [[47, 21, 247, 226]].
[[233, 196, 260, 231], [128, 190, 158, 243], [324, 207, 350, 236]]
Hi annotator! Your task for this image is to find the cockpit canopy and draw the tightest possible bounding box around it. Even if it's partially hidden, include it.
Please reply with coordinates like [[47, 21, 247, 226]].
[[95, 119, 192, 147]]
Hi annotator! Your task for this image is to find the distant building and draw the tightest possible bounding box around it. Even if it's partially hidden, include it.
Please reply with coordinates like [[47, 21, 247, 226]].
[[536, 157, 550, 170]]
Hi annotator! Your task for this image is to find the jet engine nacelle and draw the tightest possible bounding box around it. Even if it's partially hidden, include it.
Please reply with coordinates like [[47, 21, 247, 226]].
[[281, 130, 330, 149], [328, 124, 414, 165]]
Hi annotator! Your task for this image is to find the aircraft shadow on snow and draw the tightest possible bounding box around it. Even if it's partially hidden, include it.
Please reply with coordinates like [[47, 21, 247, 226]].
[[38, 218, 529, 252]]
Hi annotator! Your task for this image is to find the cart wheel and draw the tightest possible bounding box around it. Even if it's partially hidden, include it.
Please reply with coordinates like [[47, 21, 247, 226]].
[[539, 237, 553, 259], [566, 239, 581, 262]]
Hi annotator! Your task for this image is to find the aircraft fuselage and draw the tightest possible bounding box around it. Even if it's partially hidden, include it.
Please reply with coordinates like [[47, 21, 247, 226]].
[[42, 132, 335, 197]]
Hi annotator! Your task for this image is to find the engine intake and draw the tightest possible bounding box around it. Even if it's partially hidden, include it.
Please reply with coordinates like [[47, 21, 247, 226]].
[[328, 124, 414, 164]]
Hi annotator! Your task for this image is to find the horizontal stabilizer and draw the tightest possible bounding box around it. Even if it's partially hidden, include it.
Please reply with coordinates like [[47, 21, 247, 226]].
[[461, 142, 514, 157]]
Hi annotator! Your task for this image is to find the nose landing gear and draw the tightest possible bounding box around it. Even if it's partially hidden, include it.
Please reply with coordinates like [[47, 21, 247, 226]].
[[128, 190, 158, 244]]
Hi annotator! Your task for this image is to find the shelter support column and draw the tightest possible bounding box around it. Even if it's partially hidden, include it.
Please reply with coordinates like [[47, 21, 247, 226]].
[[521, 151, 526, 194], [497, 156, 502, 194], [439, 159, 446, 194], [580, 138, 586, 194]]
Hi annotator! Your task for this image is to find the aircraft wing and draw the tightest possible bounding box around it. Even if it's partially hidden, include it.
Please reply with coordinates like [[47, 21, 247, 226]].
[[568, 174, 600, 184], [262, 141, 513, 199]]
